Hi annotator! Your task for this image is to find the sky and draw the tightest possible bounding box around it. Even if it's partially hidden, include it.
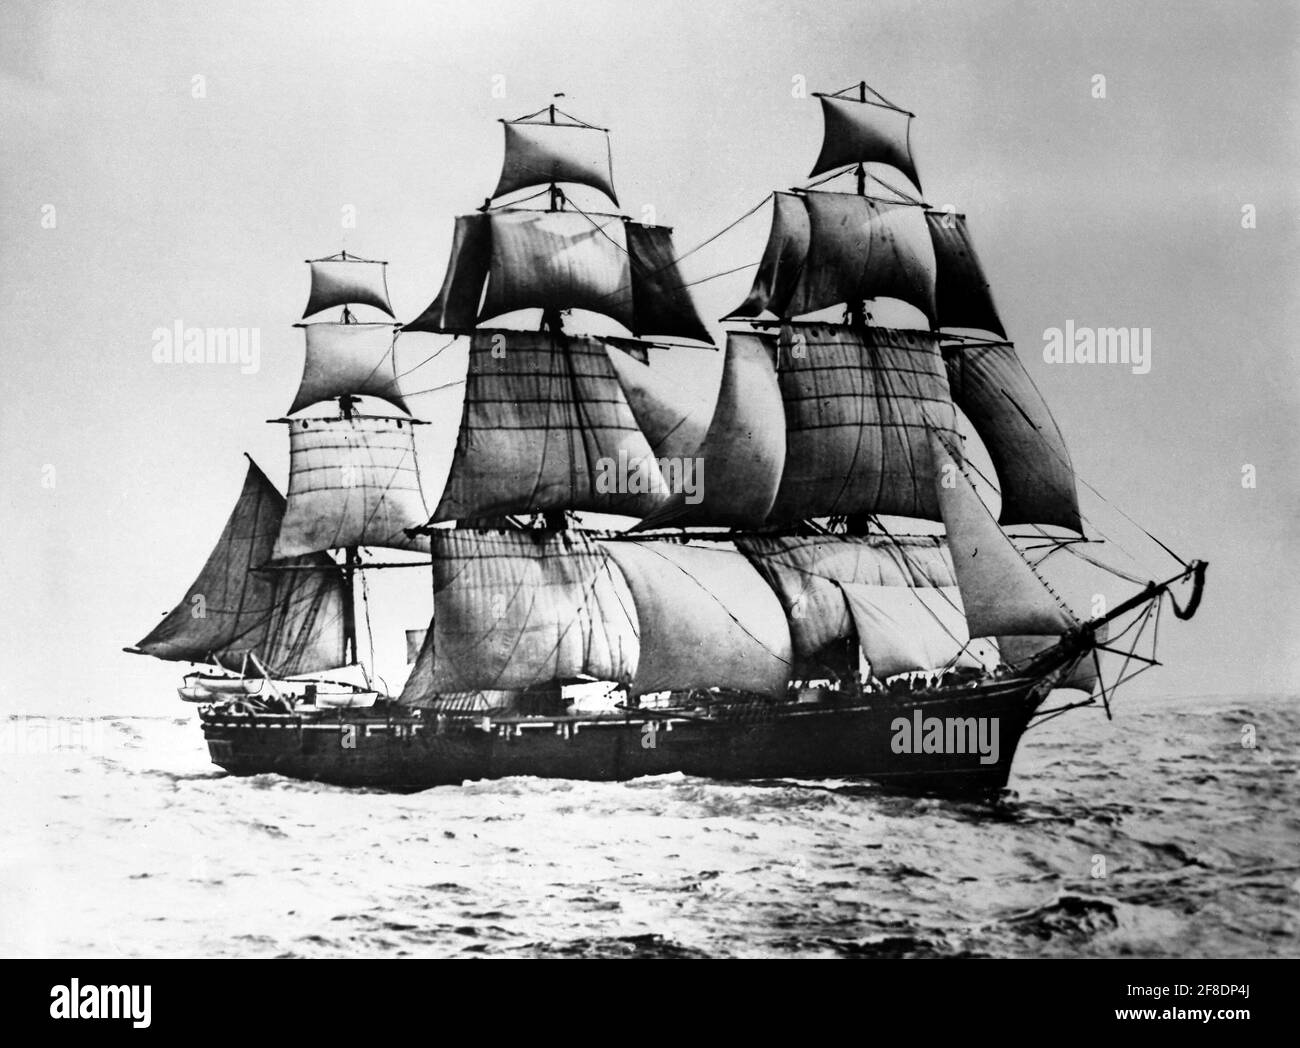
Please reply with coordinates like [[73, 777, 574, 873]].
[[1, 0, 1297, 715]]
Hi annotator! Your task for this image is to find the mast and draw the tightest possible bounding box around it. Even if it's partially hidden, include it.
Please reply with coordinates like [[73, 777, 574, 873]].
[[266, 252, 433, 674], [855, 81, 867, 197], [849, 81, 868, 333], [337, 383, 359, 667], [846, 83, 871, 546], [548, 99, 562, 213], [342, 546, 360, 666]]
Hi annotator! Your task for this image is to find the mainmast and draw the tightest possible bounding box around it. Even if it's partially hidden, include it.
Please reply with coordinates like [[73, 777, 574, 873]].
[[266, 251, 432, 674]]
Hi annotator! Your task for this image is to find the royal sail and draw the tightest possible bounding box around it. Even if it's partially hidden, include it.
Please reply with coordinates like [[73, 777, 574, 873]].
[[809, 90, 921, 189], [302, 253, 395, 319]]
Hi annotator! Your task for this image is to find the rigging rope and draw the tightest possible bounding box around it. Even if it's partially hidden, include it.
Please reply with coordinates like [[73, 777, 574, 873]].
[[563, 192, 767, 308]]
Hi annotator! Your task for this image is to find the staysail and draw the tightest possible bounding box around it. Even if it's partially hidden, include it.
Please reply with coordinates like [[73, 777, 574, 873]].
[[930, 430, 1077, 638], [944, 342, 1082, 531], [999, 634, 1101, 692], [639, 330, 785, 528], [604, 343, 710, 463], [133, 460, 347, 674], [840, 583, 992, 680]]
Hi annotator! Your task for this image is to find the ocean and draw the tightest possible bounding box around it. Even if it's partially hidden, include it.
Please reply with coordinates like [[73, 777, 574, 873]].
[[2, 691, 1296, 958]]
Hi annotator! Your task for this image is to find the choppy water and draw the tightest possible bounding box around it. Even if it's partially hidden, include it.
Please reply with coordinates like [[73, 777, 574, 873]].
[[1, 692, 1296, 958]]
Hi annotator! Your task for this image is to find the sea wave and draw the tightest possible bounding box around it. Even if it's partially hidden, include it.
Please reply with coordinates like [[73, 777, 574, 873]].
[[1, 695, 1296, 958]]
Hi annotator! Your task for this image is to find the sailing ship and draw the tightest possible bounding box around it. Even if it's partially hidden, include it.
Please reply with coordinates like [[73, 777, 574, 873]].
[[127, 86, 1206, 798]]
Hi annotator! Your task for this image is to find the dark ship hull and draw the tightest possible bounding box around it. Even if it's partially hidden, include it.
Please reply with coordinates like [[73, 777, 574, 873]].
[[197, 674, 1053, 799]]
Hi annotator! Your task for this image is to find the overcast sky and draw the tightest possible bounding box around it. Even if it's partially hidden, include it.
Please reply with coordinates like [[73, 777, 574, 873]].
[[2, 0, 1296, 715]]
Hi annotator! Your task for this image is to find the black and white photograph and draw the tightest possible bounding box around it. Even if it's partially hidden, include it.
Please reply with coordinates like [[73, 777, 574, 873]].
[[0, 0, 1294, 1019]]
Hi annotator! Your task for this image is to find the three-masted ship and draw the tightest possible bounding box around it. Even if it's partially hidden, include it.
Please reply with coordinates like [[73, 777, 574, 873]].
[[128, 86, 1206, 797]]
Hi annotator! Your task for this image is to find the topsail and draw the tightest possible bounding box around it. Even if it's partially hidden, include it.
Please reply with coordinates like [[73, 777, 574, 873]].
[[728, 191, 937, 323], [405, 210, 710, 343], [431, 330, 672, 523], [288, 322, 407, 416], [273, 415, 431, 559]]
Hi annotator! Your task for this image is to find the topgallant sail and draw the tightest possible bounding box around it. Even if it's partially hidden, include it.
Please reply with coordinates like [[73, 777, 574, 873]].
[[129, 87, 1206, 797]]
